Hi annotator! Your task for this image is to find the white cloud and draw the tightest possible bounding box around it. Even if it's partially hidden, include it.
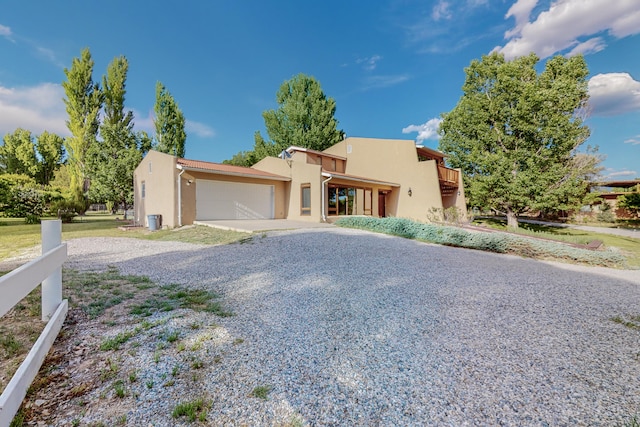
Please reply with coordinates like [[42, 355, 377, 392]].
[[0, 23, 12, 38], [402, 117, 443, 143], [0, 83, 69, 137], [432, 1, 452, 21], [356, 55, 383, 71], [624, 136, 640, 145], [361, 74, 410, 91], [566, 37, 606, 57], [504, 0, 538, 39], [588, 73, 640, 116], [129, 110, 215, 139], [603, 169, 638, 179], [609, 8, 640, 38], [496, 0, 640, 60], [128, 108, 155, 134], [35, 46, 65, 69], [185, 120, 215, 138]]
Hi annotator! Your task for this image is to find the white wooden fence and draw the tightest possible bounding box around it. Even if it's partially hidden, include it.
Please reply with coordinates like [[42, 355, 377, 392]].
[[0, 220, 68, 425]]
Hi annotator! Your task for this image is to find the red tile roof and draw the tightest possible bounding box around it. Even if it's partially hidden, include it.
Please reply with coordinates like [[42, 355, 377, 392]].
[[177, 158, 289, 181]]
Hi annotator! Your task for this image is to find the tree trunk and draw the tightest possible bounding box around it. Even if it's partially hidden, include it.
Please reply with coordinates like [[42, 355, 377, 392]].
[[506, 209, 519, 230]]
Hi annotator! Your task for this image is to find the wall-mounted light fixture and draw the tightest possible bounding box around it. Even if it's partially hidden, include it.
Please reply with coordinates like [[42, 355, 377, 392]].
[[407, 187, 412, 197], [186, 179, 193, 186]]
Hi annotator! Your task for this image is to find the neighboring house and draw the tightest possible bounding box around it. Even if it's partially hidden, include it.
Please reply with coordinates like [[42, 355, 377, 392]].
[[590, 179, 640, 219], [133, 137, 467, 228]]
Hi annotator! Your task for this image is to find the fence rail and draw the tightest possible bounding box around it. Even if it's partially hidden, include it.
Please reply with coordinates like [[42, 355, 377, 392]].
[[0, 220, 68, 426]]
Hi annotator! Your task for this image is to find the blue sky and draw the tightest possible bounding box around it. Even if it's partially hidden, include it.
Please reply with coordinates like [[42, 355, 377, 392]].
[[1, 0, 639, 179]]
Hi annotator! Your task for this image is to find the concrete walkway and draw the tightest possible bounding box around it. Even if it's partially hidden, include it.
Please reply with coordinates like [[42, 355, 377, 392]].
[[194, 219, 335, 233], [519, 218, 640, 239]]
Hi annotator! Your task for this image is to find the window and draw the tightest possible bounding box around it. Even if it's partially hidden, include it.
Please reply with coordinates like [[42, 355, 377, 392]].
[[331, 159, 336, 171], [301, 184, 311, 215], [327, 185, 373, 216], [141, 181, 146, 198], [148, 162, 152, 173]]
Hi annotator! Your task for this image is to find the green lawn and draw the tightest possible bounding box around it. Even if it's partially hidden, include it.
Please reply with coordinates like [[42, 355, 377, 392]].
[[0, 214, 249, 261], [473, 217, 640, 268]]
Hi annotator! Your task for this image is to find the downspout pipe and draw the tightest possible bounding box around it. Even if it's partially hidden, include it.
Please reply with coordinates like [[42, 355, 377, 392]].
[[177, 167, 185, 227], [321, 173, 333, 222]]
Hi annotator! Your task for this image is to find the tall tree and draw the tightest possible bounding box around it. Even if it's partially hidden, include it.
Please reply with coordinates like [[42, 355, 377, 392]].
[[439, 52, 593, 228], [226, 73, 344, 166], [0, 128, 39, 177], [88, 56, 151, 217], [154, 81, 186, 157], [62, 47, 103, 203], [36, 131, 65, 185]]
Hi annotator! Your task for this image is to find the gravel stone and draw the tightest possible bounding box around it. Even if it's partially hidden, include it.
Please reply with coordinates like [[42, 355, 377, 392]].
[[47, 228, 640, 425]]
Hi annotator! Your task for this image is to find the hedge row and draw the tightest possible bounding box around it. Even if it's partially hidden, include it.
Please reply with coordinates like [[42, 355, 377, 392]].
[[334, 217, 626, 268]]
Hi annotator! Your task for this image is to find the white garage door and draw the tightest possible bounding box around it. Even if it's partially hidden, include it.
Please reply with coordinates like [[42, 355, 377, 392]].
[[195, 180, 274, 220]]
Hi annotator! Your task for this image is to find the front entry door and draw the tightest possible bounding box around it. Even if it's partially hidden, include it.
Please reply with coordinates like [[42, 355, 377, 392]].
[[378, 192, 386, 218]]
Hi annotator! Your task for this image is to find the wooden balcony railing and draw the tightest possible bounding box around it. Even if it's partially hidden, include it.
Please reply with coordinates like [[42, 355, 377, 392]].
[[437, 165, 459, 185], [437, 165, 459, 196]]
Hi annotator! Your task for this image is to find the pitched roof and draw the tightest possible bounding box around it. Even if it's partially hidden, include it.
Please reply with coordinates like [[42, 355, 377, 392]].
[[177, 158, 290, 181]]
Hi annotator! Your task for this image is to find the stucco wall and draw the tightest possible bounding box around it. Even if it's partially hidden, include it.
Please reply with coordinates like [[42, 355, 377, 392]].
[[134, 150, 178, 228], [255, 156, 322, 222], [179, 171, 197, 225], [325, 138, 447, 221]]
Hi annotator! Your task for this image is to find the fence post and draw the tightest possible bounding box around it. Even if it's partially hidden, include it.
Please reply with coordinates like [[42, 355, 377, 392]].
[[41, 220, 62, 321]]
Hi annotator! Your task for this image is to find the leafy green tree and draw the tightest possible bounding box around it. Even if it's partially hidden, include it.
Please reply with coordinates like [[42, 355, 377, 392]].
[[227, 73, 344, 166], [618, 193, 640, 216], [88, 56, 152, 217], [439, 52, 592, 228], [0, 173, 44, 219], [36, 131, 65, 185], [0, 129, 39, 177], [154, 81, 186, 157], [62, 47, 103, 204], [222, 148, 257, 167], [1, 129, 65, 186], [49, 164, 72, 193]]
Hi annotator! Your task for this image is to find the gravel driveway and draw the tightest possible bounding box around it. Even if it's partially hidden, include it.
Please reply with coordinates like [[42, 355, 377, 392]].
[[62, 227, 640, 426]]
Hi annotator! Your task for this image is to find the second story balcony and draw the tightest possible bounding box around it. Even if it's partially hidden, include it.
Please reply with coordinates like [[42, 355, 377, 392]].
[[437, 164, 459, 196]]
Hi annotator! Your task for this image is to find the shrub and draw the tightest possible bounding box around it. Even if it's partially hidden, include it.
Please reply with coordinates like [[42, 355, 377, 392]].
[[7, 187, 45, 219], [335, 217, 626, 268], [25, 214, 40, 224], [427, 206, 467, 224], [597, 202, 616, 223], [0, 174, 46, 219], [50, 199, 82, 223]]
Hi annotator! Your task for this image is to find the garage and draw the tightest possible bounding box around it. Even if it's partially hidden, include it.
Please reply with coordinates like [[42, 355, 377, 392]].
[[195, 179, 274, 220]]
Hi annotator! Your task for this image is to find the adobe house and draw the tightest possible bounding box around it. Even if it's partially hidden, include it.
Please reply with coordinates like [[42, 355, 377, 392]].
[[591, 179, 640, 219], [133, 137, 467, 227]]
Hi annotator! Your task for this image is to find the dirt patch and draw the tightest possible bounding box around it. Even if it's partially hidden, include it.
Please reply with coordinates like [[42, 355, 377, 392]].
[[1, 267, 233, 426]]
